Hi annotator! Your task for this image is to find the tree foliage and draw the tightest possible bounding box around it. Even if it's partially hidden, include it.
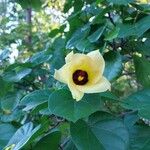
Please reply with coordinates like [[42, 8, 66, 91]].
[[0, 0, 150, 150]]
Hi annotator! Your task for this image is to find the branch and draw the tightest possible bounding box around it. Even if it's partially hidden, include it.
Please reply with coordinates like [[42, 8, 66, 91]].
[[26, 8, 32, 46]]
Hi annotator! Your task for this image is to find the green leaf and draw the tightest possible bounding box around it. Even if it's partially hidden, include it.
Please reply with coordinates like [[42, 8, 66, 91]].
[[118, 15, 150, 38], [75, 39, 96, 52], [30, 0, 42, 11], [6, 122, 40, 150], [1, 92, 22, 112], [0, 124, 16, 149], [136, 39, 150, 56], [74, 0, 84, 12], [50, 37, 66, 72], [100, 91, 119, 102], [64, 0, 74, 13], [105, 26, 120, 41], [121, 89, 150, 120], [31, 102, 49, 115], [129, 125, 150, 150], [16, 0, 42, 10], [49, 25, 65, 38], [0, 108, 23, 122], [29, 50, 52, 66], [15, 0, 30, 9], [0, 77, 12, 97], [0, 49, 9, 61], [96, 0, 105, 4], [134, 55, 150, 87], [124, 112, 139, 128], [118, 24, 135, 38], [39, 108, 51, 115], [104, 51, 122, 81], [66, 24, 91, 49], [48, 89, 104, 122], [28, 119, 50, 144], [107, 0, 134, 5], [21, 89, 53, 111], [70, 111, 129, 150], [84, 4, 102, 15], [67, 14, 84, 37], [140, 4, 150, 12], [88, 26, 105, 43], [33, 131, 61, 150], [64, 139, 77, 150], [3, 67, 32, 82], [85, 0, 96, 4]]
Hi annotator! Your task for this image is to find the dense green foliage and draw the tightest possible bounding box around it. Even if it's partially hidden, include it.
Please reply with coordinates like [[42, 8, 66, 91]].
[[0, 0, 150, 150]]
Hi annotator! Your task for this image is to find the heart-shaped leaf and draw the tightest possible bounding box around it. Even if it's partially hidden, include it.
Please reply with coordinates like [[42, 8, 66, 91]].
[[21, 89, 53, 111], [121, 89, 150, 120], [6, 122, 40, 150], [70, 111, 129, 150], [129, 125, 150, 150], [33, 131, 61, 150], [48, 89, 104, 122]]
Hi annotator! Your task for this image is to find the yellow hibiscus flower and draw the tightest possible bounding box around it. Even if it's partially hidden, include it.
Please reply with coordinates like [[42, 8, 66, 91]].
[[54, 50, 111, 101]]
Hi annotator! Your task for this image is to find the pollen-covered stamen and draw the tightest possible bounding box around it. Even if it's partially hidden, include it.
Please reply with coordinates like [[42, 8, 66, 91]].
[[78, 76, 84, 81], [73, 70, 88, 85]]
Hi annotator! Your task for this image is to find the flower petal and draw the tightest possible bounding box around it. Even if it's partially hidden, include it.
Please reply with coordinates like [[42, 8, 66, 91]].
[[76, 76, 111, 93], [65, 51, 74, 63], [54, 63, 71, 84], [68, 84, 84, 101], [87, 50, 105, 75], [70, 54, 101, 84]]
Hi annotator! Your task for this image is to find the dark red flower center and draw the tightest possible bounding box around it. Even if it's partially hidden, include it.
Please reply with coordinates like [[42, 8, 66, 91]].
[[72, 70, 88, 85]]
